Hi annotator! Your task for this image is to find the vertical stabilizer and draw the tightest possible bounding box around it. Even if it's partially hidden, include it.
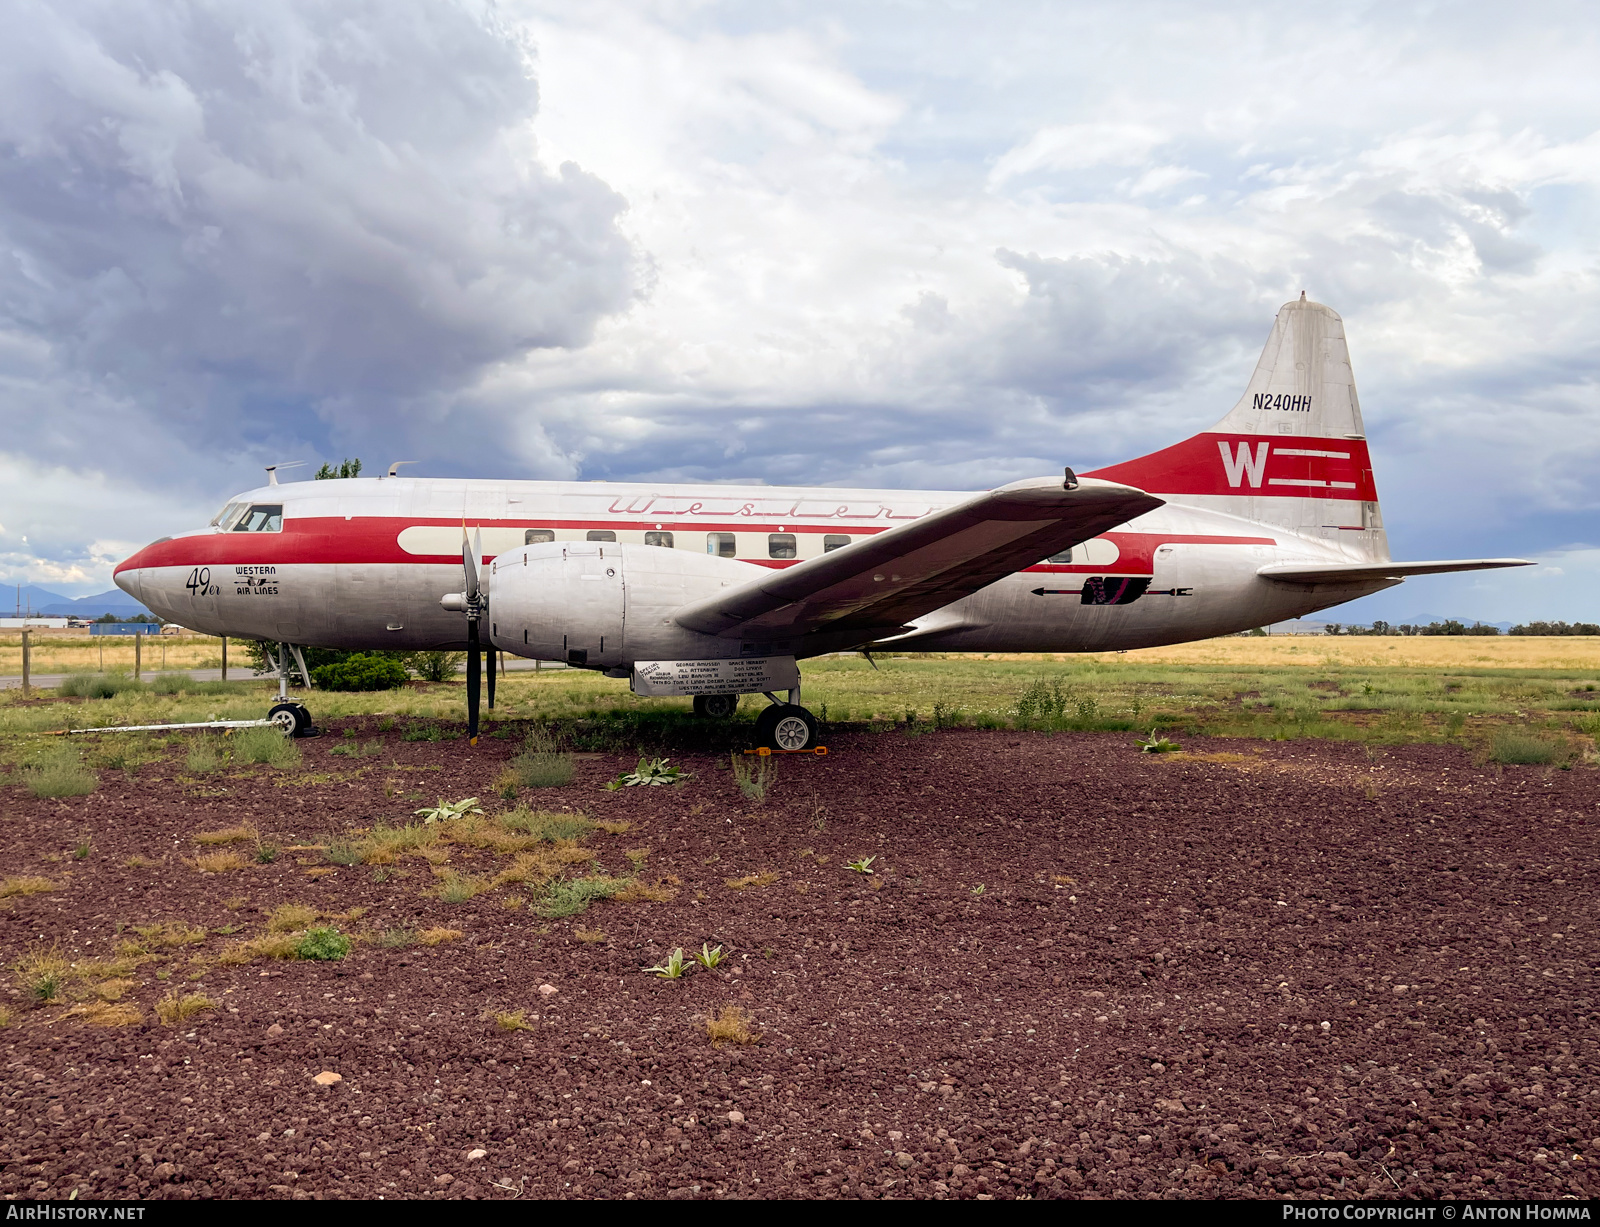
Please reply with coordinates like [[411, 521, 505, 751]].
[[1084, 296, 1388, 559]]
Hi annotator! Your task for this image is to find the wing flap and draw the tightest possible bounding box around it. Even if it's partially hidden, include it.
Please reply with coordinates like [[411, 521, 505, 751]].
[[673, 475, 1163, 639], [1257, 558, 1532, 586]]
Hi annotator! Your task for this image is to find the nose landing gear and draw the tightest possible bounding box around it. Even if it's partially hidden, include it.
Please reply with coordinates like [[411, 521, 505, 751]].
[[264, 642, 319, 738]]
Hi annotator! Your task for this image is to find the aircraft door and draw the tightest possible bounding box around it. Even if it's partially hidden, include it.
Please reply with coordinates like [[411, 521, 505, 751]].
[[336, 564, 401, 647]]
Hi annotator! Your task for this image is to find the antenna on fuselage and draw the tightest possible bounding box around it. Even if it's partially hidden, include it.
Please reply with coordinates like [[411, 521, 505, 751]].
[[264, 462, 306, 486], [387, 461, 419, 478]]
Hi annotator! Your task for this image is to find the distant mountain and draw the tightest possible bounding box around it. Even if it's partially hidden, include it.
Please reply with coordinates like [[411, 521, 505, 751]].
[[3, 584, 71, 617], [38, 590, 154, 619]]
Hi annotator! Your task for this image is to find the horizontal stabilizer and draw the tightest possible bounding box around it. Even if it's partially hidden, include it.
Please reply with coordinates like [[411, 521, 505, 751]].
[[1257, 558, 1532, 586]]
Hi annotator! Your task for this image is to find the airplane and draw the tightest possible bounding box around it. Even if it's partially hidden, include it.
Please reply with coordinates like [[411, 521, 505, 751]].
[[113, 295, 1529, 749]]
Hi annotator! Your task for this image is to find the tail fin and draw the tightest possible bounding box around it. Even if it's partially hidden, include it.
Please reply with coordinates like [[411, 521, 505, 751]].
[[1085, 295, 1388, 558]]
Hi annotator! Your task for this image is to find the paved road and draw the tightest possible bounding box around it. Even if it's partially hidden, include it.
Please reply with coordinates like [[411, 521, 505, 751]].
[[0, 659, 569, 691]]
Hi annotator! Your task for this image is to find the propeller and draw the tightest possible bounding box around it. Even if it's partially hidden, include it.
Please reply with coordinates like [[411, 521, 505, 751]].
[[441, 529, 486, 744]]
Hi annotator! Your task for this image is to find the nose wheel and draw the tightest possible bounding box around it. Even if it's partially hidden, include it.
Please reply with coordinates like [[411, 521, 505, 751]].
[[268, 701, 315, 738], [754, 703, 819, 751]]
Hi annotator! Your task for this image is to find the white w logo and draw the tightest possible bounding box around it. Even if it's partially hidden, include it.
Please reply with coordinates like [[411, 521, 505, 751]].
[[1217, 440, 1269, 488]]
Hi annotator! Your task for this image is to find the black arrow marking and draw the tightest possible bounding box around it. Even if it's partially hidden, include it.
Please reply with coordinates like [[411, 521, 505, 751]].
[[1030, 588, 1082, 596]]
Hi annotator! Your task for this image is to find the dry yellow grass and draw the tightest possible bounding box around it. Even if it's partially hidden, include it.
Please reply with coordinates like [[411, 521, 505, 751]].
[[491, 844, 592, 889], [266, 903, 318, 932], [65, 1001, 144, 1027], [217, 933, 300, 964], [705, 1005, 760, 1046], [125, 856, 162, 869], [1081, 635, 1600, 670], [303, 866, 338, 878], [0, 1005, 12, 1028], [92, 978, 137, 1001], [0, 876, 55, 898], [155, 992, 216, 1025], [129, 922, 206, 949], [594, 820, 634, 835], [614, 877, 679, 903], [725, 870, 779, 891], [572, 927, 607, 943], [418, 927, 463, 946], [487, 1009, 533, 1031], [193, 825, 258, 845], [189, 851, 247, 873]]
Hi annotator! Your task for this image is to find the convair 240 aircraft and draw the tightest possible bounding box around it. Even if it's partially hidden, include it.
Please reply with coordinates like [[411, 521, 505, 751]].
[[114, 297, 1527, 749]]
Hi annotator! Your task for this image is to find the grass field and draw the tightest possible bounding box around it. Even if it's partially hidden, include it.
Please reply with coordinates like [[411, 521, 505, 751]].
[[0, 632, 224, 675], [3, 637, 1598, 765]]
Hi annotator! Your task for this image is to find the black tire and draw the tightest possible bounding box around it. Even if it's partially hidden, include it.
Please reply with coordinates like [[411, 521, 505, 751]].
[[693, 693, 740, 720], [267, 702, 312, 738], [754, 704, 818, 751]]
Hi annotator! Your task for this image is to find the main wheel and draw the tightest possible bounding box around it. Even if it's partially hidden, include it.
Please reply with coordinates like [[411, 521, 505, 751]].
[[267, 701, 312, 738], [754, 704, 818, 751], [693, 693, 740, 720]]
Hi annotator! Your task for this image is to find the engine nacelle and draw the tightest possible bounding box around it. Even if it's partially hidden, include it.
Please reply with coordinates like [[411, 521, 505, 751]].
[[486, 541, 765, 669]]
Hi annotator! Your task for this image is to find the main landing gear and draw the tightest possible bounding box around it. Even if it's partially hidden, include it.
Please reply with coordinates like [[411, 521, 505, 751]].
[[754, 688, 820, 752], [692, 693, 740, 720], [265, 642, 318, 738]]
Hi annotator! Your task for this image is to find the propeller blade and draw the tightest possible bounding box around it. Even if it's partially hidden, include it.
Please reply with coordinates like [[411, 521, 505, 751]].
[[466, 619, 481, 743], [462, 532, 480, 601], [486, 648, 497, 709]]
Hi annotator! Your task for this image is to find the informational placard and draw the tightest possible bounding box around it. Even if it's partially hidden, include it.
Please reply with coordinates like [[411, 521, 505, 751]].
[[631, 656, 800, 697]]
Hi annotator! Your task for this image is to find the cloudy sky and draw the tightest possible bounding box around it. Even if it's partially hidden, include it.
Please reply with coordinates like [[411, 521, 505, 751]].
[[2, 0, 1596, 623]]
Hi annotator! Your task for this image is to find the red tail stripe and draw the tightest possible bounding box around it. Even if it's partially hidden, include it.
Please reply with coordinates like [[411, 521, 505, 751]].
[[1086, 433, 1377, 501]]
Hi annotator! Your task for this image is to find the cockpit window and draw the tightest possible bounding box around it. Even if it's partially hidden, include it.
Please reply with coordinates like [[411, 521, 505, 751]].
[[210, 501, 246, 529], [232, 504, 283, 533]]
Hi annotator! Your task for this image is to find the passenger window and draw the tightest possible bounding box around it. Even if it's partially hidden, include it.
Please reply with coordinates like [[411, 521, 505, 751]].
[[233, 504, 283, 533], [1046, 547, 1073, 564], [823, 534, 851, 553], [524, 529, 555, 545], [586, 530, 617, 542], [644, 531, 674, 548], [706, 532, 736, 558], [768, 533, 797, 560]]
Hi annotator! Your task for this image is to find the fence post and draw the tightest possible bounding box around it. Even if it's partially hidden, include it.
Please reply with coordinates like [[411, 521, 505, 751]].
[[221, 636, 228, 681], [20, 629, 29, 697], [134, 631, 141, 680]]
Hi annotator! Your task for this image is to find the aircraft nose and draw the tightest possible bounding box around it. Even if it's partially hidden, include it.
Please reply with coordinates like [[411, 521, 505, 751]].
[[113, 540, 165, 604]]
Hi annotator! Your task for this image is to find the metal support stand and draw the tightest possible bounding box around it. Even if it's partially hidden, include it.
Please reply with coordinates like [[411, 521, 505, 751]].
[[221, 636, 227, 681], [289, 644, 313, 689], [273, 644, 289, 701]]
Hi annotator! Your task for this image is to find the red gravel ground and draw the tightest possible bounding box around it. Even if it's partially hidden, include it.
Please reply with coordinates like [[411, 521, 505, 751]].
[[1, 722, 1596, 1200]]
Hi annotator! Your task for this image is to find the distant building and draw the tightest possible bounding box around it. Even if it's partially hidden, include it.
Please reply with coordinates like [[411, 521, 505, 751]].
[[89, 622, 162, 636], [0, 617, 69, 629]]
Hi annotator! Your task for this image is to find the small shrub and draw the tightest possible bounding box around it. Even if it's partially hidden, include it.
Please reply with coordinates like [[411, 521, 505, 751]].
[[267, 903, 319, 933], [692, 943, 725, 970], [1135, 729, 1181, 753], [605, 758, 689, 790], [846, 857, 876, 875], [705, 1005, 760, 1046], [415, 797, 484, 824], [730, 753, 773, 801], [511, 728, 575, 789], [377, 927, 415, 949], [255, 844, 279, 864], [22, 750, 98, 798], [311, 653, 410, 691], [155, 992, 216, 1025], [191, 851, 247, 873], [490, 1008, 533, 1031], [1490, 727, 1560, 765], [535, 874, 627, 918], [404, 650, 466, 683], [296, 927, 351, 960], [402, 723, 447, 742], [194, 825, 257, 845], [186, 739, 222, 774], [16, 945, 69, 1002], [58, 673, 145, 699], [233, 728, 301, 768], [0, 876, 55, 898]]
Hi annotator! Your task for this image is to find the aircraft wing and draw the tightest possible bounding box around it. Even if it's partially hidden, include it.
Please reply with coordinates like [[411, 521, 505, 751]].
[[671, 475, 1163, 640], [1257, 558, 1532, 585]]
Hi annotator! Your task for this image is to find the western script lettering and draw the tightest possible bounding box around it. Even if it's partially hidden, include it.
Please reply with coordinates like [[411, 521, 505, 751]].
[[1218, 440, 1270, 489]]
